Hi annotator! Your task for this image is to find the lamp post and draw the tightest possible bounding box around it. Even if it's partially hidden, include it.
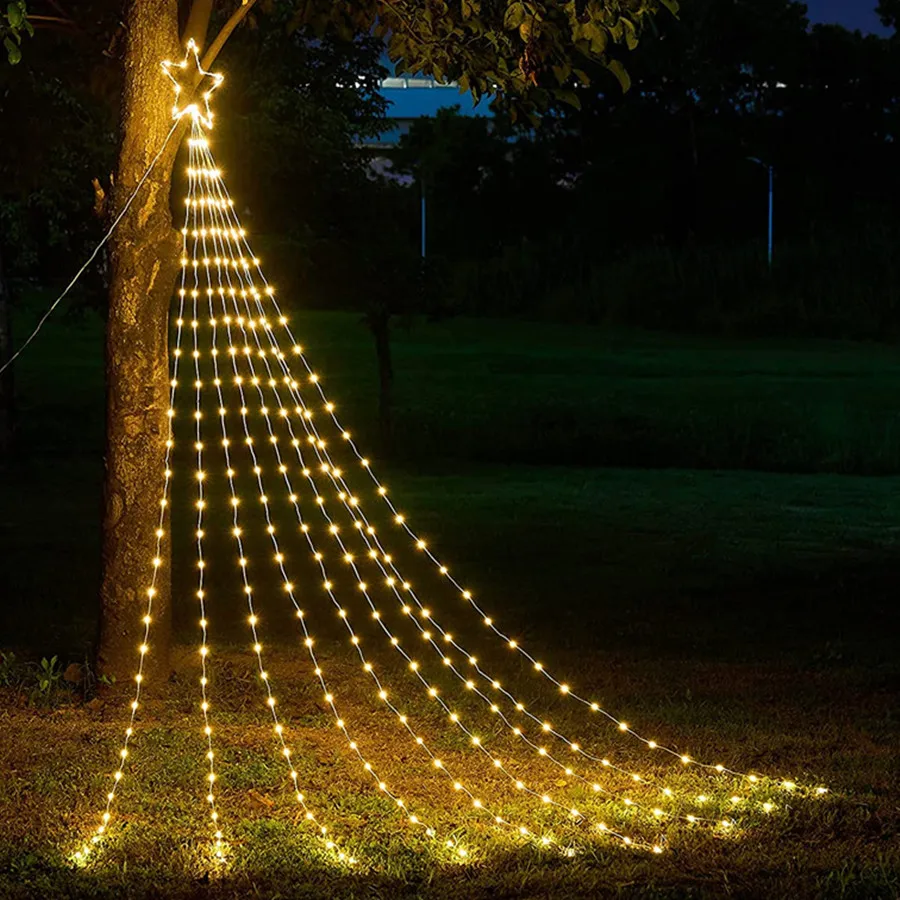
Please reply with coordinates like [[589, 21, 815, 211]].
[[747, 156, 774, 273]]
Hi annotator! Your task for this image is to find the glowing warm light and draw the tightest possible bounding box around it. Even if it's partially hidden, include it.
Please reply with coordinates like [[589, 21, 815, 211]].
[[160, 40, 223, 130]]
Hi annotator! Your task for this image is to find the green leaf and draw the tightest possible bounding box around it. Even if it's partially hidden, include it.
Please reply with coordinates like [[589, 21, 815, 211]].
[[6, 1, 24, 28], [582, 21, 608, 55], [4, 37, 22, 64], [503, 1, 526, 30], [606, 58, 631, 92]]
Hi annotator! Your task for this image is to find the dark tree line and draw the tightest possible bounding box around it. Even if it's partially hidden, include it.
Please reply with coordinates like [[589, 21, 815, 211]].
[[387, 1, 900, 337]]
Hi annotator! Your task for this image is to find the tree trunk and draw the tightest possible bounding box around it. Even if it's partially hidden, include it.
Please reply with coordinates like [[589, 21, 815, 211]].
[[367, 308, 394, 455], [0, 244, 14, 455], [97, 0, 182, 682]]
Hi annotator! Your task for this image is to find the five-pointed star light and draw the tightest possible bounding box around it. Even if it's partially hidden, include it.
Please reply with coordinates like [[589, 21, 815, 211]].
[[161, 38, 224, 129]]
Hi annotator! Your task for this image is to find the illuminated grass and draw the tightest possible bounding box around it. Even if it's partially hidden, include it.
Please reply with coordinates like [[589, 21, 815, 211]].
[[0, 639, 896, 898]]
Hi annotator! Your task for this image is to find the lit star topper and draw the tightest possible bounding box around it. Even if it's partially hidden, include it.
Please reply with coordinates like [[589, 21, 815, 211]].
[[161, 39, 224, 130]]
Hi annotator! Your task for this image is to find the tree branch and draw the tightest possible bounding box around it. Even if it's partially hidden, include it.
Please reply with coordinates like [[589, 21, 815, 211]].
[[26, 14, 76, 26], [201, 0, 258, 70], [183, 0, 215, 50]]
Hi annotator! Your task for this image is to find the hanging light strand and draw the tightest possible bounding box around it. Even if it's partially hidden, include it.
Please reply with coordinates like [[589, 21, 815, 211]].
[[189, 126, 226, 858], [192, 131, 356, 868], [189, 152, 728, 824], [189, 137, 822, 852], [227, 312, 666, 840], [192, 177, 665, 852], [188, 145, 690, 791], [201, 207, 507, 838], [197, 217, 459, 855], [191, 154, 812, 796], [218, 308, 716, 826], [202, 244, 586, 856]]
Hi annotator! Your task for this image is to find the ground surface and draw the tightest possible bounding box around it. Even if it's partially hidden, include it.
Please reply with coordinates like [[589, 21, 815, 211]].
[[0, 303, 897, 898]]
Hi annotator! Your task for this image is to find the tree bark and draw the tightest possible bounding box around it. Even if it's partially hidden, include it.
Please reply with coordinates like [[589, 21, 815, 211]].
[[97, 0, 182, 682], [366, 308, 394, 456]]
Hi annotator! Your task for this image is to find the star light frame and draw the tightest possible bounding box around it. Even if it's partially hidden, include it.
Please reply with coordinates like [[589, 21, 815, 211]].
[[161, 38, 224, 130]]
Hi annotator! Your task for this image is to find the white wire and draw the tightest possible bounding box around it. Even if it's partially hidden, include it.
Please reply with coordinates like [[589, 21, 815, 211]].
[[0, 120, 180, 377]]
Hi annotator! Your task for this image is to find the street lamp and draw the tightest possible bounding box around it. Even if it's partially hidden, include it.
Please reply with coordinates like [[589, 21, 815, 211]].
[[747, 157, 774, 273]]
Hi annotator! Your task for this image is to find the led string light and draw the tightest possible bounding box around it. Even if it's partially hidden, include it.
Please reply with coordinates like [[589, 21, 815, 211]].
[[211, 340, 704, 828], [161, 39, 223, 131], [192, 139, 827, 806], [190, 192, 637, 852], [208, 342, 355, 866], [191, 224, 660, 855], [247, 326, 789, 785], [188, 147, 731, 833], [186, 213, 714, 829], [221, 320, 677, 839], [200, 56, 823, 814], [197, 208, 511, 841], [283, 486, 703, 831], [196, 258, 600, 859], [187, 146, 681, 804], [188, 213, 608, 848], [189, 154, 810, 799], [199, 259, 633, 857], [199, 190, 459, 857], [211, 373, 456, 855], [72, 160, 196, 866], [199, 216, 630, 863], [72, 44, 715, 873], [75, 49, 820, 868], [188, 130, 356, 867], [265, 473, 717, 824], [196, 214, 449, 857], [187, 137, 226, 859]]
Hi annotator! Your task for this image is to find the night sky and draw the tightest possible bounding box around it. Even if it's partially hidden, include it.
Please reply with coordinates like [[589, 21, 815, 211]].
[[805, 0, 889, 33]]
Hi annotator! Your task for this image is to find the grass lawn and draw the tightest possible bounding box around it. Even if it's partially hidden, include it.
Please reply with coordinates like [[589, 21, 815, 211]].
[[0, 299, 898, 898]]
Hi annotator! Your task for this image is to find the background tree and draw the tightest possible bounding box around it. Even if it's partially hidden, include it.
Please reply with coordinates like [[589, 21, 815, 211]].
[[878, 0, 900, 31]]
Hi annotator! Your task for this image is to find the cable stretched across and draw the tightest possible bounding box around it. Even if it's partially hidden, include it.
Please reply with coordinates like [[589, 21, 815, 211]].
[[0, 120, 180, 378]]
